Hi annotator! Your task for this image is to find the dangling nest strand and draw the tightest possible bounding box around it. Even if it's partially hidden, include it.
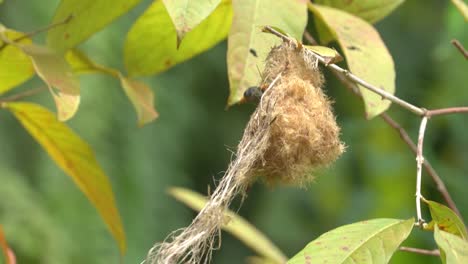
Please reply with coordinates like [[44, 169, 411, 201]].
[[146, 41, 344, 264]]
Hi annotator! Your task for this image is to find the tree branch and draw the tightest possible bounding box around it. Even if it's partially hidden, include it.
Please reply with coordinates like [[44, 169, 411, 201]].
[[451, 39, 468, 60], [265, 25, 426, 115], [415, 116, 429, 225], [0, 15, 73, 51], [302, 30, 464, 223], [399, 246, 440, 256], [0, 87, 48, 107], [427, 106, 468, 116], [380, 114, 463, 219]]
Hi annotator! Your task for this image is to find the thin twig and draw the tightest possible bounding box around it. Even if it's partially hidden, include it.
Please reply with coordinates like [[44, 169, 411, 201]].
[[415, 116, 429, 225], [451, 39, 468, 59], [399, 246, 440, 256], [427, 106, 468, 116], [380, 114, 463, 219], [265, 26, 426, 116], [302, 30, 465, 223], [0, 15, 73, 51], [0, 87, 48, 106]]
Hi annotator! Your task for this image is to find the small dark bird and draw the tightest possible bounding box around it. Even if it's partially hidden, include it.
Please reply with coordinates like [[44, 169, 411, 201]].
[[240, 86, 263, 104]]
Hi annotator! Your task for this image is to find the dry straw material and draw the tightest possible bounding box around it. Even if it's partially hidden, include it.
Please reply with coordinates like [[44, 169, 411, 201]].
[[146, 41, 344, 264]]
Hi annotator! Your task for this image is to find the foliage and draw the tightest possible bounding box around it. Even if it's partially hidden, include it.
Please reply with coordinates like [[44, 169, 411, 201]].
[[0, 0, 467, 263]]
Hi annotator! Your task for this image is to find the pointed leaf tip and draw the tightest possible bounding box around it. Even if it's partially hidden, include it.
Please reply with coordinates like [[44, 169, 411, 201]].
[[119, 75, 158, 126]]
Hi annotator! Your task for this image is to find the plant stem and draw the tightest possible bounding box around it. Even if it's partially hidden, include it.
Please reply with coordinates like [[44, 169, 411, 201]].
[[0, 87, 47, 107], [302, 29, 466, 224], [415, 116, 429, 225], [451, 39, 468, 59], [265, 26, 426, 115], [427, 106, 468, 116], [399, 246, 440, 256]]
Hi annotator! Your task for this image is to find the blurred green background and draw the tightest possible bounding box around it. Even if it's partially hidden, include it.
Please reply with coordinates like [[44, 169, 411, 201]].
[[0, 0, 467, 263]]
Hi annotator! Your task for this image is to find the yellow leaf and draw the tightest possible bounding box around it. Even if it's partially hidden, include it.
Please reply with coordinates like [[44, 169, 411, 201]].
[[5, 102, 126, 255], [20, 44, 80, 121], [0, 28, 35, 95], [119, 75, 159, 126]]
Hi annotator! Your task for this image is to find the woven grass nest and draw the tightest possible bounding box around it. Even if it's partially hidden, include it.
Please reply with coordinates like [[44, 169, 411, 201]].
[[146, 41, 345, 264]]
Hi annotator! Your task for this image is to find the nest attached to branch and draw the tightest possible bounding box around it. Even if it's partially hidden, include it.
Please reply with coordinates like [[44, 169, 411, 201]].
[[146, 41, 344, 264]]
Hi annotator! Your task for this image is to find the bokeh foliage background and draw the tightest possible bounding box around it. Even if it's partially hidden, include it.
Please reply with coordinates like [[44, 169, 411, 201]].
[[0, 0, 467, 263]]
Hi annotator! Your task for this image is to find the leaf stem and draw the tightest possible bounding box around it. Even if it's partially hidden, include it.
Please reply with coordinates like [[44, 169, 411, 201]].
[[399, 246, 440, 256], [427, 106, 468, 116], [0, 87, 48, 107], [0, 15, 73, 51], [415, 116, 429, 226], [451, 39, 468, 59]]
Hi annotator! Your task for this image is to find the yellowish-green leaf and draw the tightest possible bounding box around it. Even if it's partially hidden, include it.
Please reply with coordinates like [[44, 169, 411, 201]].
[[425, 200, 468, 240], [452, 0, 468, 21], [47, 0, 142, 52], [0, 225, 16, 264], [310, 4, 395, 119], [227, 0, 307, 106], [5, 102, 126, 255], [288, 218, 414, 264], [20, 44, 80, 121], [435, 225, 468, 264], [303, 45, 343, 65], [119, 75, 158, 126], [0, 28, 35, 95], [314, 0, 404, 23], [125, 0, 232, 77], [169, 187, 287, 263], [162, 0, 222, 45]]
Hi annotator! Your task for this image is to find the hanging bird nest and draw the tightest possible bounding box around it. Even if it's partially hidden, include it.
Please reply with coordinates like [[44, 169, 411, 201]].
[[146, 40, 344, 264]]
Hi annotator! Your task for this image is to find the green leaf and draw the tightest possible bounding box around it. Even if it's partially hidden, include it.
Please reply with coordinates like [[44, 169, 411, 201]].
[[435, 225, 468, 264], [5, 102, 126, 255], [314, 0, 404, 23], [20, 44, 80, 121], [169, 187, 287, 264], [426, 200, 468, 240], [303, 45, 343, 65], [288, 218, 414, 264], [0, 28, 35, 95], [452, 0, 468, 21], [0, 225, 16, 264], [125, 0, 232, 77], [227, 0, 307, 106], [47, 0, 142, 52], [119, 75, 158, 126], [162, 0, 222, 45], [309, 4, 395, 119]]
